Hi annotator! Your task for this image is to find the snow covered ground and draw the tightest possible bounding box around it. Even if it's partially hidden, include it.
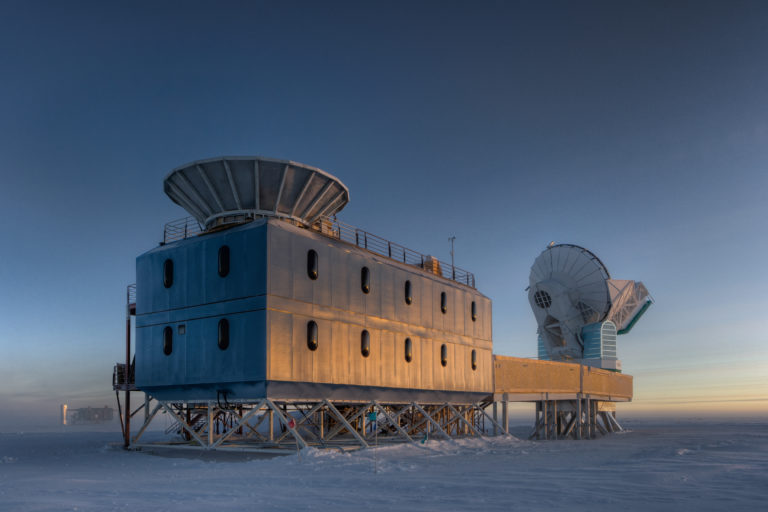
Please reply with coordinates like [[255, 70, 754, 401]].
[[0, 419, 766, 511]]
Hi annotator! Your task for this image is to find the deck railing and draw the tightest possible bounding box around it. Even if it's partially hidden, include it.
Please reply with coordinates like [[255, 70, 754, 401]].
[[161, 216, 476, 288]]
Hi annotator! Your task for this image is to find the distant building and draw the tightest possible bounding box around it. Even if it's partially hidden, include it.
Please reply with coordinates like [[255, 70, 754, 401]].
[[69, 406, 114, 424]]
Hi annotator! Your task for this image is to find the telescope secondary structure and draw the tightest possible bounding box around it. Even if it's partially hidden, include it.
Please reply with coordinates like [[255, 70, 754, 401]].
[[114, 156, 639, 450]]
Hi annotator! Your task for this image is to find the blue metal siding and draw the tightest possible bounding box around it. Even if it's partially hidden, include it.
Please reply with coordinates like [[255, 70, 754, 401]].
[[135, 221, 267, 315], [537, 333, 550, 360], [136, 322, 187, 387], [582, 322, 601, 359], [136, 311, 267, 390], [135, 221, 268, 394], [184, 311, 266, 384], [135, 296, 267, 328]]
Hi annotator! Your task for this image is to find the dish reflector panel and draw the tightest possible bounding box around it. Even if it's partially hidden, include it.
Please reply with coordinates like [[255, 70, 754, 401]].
[[164, 156, 349, 230]]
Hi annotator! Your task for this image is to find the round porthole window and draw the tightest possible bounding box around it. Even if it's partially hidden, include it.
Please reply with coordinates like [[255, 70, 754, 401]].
[[534, 290, 552, 309]]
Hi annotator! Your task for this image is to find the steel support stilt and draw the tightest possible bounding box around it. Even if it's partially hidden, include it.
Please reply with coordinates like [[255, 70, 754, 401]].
[[123, 310, 131, 448], [502, 398, 508, 435], [576, 397, 582, 440]]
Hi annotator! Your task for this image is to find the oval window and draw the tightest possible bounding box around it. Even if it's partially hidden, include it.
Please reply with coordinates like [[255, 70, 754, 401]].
[[163, 259, 173, 288], [218, 318, 229, 350], [307, 320, 318, 351], [440, 292, 447, 314], [404, 338, 413, 363], [218, 245, 230, 277], [471, 301, 477, 322], [471, 349, 477, 371], [307, 250, 318, 280], [361, 329, 370, 357], [361, 266, 370, 294], [440, 344, 448, 367], [163, 326, 173, 356], [404, 280, 412, 305]]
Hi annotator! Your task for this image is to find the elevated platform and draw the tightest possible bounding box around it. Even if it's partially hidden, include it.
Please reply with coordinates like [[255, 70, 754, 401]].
[[492, 355, 632, 439], [493, 355, 632, 402]]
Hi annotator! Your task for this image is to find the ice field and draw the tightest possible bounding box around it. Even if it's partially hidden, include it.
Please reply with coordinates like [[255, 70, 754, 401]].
[[0, 419, 766, 511]]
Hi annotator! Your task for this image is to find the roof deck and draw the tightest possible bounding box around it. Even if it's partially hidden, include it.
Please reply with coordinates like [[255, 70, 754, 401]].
[[162, 215, 477, 288]]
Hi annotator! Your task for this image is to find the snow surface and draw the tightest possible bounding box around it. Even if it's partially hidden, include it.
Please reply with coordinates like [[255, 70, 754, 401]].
[[0, 420, 766, 511]]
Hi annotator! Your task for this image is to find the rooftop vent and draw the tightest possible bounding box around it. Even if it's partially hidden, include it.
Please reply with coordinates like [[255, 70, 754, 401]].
[[164, 156, 350, 230]]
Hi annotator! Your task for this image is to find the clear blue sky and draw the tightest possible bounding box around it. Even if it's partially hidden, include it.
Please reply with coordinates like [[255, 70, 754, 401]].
[[1, 1, 766, 428]]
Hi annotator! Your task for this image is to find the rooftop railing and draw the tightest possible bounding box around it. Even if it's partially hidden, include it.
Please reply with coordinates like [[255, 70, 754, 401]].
[[163, 217, 203, 243], [127, 283, 136, 305], [161, 216, 476, 288], [318, 217, 476, 288]]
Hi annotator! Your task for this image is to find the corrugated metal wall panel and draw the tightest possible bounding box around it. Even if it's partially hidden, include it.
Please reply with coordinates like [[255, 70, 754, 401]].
[[137, 218, 493, 398], [136, 222, 269, 391], [267, 310, 292, 381]]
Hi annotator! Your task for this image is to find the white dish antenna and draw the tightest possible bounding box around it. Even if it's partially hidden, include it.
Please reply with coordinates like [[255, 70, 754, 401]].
[[164, 156, 349, 230], [528, 244, 652, 369]]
